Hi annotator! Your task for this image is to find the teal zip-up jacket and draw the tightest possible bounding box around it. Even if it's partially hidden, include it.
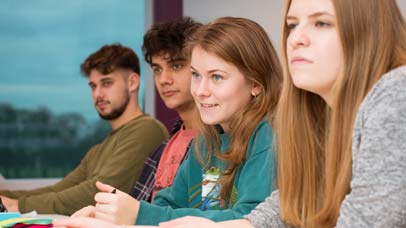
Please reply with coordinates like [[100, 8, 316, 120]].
[[136, 120, 276, 225]]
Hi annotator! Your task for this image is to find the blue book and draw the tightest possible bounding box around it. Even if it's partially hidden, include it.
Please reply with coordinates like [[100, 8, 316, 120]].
[[0, 212, 20, 222]]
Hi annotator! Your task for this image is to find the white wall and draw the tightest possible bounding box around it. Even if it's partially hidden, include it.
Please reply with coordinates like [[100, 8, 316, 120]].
[[184, 0, 285, 54], [184, 0, 406, 55], [399, 0, 406, 15]]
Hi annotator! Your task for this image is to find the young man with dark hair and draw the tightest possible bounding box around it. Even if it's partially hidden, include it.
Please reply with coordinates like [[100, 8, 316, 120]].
[[0, 44, 168, 215], [131, 17, 202, 202]]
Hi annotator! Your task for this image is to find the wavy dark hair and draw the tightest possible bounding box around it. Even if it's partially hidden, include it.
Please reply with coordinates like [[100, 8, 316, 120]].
[[80, 43, 140, 77], [143, 17, 202, 65]]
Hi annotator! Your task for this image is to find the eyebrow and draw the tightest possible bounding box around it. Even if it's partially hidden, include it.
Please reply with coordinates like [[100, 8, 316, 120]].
[[100, 77, 113, 82], [190, 65, 227, 74], [150, 63, 161, 68], [88, 76, 113, 86], [168, 57, 187, 63], [287, 11, 334, 20], [151, 57, 187, 67]]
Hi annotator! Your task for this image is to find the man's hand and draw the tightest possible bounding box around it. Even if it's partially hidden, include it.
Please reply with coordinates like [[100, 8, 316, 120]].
[[0, 195, 19, 212], [94, 181, 140, 225]]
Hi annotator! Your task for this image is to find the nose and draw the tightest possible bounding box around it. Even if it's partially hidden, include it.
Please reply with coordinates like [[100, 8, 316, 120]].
[[288, 25, 310, 49], [92, 86, 104, 102], [158, 69, 174, 86], [192, 77, 210, 98]]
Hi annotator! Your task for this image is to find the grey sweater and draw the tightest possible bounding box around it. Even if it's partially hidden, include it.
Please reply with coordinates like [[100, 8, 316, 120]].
[[246, 65, 406, 228]]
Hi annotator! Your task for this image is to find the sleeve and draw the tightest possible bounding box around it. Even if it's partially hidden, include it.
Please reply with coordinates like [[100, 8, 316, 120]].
[[17, 118, 168, 215], [15, 144, 110, 214], [336, 75, 406, 227], [0, 145, 94, 199], [136, 124, 276, 225], [131, 142, 167, 201], [130, 120, 182, 201], [245, 191, 289, 228]]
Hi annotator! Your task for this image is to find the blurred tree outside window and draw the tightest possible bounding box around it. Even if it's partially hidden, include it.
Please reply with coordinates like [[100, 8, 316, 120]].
[[0, 0, 145, 178]]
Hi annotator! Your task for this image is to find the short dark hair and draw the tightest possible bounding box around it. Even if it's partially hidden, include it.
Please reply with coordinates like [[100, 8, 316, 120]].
[[142, 17, 201, 65], [80, 44, 140, 77]]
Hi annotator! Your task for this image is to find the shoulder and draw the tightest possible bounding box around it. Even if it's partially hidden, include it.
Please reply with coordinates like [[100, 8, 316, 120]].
[[361, 65, 406, 114], [252, 119, 274, 139], [353, 65, 406, 165], [123, 114, 168, 136], [129, 114, 166, 128], [246, 119, 274, 156], [83, 144, 101, 158], [245, 190, 284, 227], [356, 65, 406, 133], [373, 65, 406, 90]]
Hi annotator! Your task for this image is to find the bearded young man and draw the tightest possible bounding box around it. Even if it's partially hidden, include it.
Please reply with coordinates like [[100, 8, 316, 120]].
[[0, 44, 168, 215]]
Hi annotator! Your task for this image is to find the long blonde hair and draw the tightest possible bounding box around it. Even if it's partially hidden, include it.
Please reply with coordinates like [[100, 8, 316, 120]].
[[277, 0, 406, 227], [189, 17, 282, 202]]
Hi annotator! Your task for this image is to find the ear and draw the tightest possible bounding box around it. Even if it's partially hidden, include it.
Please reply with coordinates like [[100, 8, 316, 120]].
[[128, 73, 140, 93], [250, 82, 262, 97]]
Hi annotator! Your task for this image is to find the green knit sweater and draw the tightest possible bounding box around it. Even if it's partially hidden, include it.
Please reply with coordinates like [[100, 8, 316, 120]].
[[0, 114, 168, 215]]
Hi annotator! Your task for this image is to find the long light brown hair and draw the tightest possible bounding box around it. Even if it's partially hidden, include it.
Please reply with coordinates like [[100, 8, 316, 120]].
[[277, 0, 406, 227], [189, 17, 282, 202]]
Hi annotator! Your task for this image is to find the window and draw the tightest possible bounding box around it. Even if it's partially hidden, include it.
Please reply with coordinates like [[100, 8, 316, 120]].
[[0, 0, 145, 178]]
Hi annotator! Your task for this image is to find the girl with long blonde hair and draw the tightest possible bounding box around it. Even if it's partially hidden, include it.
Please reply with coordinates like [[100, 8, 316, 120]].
[[154, 0, 406, 227]]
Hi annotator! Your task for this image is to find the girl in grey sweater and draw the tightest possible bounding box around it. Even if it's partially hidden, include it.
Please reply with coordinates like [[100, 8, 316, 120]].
[[155, 0, 406, 227]]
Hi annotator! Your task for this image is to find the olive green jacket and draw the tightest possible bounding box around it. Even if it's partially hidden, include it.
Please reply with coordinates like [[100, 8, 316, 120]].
[[0, 114, 168, 215]]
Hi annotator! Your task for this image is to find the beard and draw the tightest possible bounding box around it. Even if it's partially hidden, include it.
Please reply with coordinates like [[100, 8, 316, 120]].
[[97, 93, 130, 121]]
